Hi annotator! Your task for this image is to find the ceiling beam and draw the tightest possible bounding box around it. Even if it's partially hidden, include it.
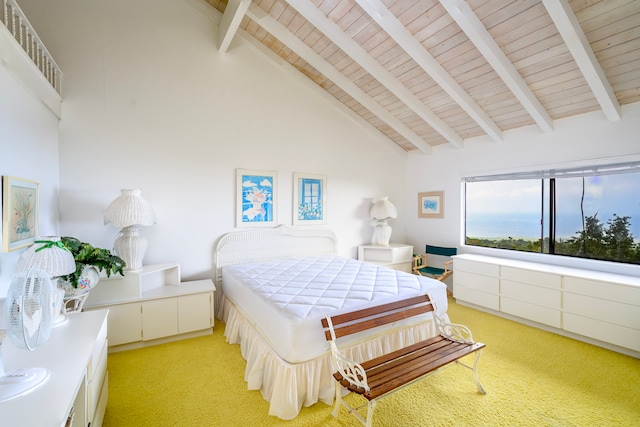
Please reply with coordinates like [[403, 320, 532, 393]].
[[440, 0, 554, 133], [246, 4, 433, 155], [285, 0, 464, 149], [187, 0, 407, 156], [356, 0, 503, 143], [542, 0, 621, 121], [218, 0, 251, 53]]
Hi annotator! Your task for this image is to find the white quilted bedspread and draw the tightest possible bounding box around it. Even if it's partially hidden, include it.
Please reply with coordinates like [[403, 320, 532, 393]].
[[221, 254, 450, 418], [223, 254, 448, 321]]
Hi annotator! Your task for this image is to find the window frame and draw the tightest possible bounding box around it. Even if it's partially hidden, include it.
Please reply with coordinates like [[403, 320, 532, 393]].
[[460, 160, 640, 276]]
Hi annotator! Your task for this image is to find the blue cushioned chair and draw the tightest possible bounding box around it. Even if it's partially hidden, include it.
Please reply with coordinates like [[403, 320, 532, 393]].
[[413, 245, 457, 282]]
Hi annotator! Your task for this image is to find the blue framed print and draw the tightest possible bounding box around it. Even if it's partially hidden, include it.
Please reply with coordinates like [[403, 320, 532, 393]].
[[236, 169, 277, 227], [293, 172, 327, 225], [418, 191, 444, 218]]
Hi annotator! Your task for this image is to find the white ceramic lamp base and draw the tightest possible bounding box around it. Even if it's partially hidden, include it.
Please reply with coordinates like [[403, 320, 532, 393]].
[[371, 221, 392, 246]]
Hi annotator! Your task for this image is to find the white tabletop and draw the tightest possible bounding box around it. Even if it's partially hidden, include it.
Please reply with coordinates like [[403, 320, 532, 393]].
[[0, 309, 108, 426]]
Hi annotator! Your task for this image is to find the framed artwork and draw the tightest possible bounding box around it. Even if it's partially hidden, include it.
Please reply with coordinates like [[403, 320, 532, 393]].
[[236, 169, 277, 227], [293, 173, 327, 225], [2, 176, 39, 252], [418, 191, 444, 218]]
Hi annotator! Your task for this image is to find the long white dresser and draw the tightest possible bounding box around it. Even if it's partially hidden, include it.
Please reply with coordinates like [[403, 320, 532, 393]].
[[1, 309, 109, 426], [453, 254, 640, 357]]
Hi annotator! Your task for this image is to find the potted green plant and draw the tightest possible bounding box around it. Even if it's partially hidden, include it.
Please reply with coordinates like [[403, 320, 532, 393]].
[[59, 236, 126, 296]]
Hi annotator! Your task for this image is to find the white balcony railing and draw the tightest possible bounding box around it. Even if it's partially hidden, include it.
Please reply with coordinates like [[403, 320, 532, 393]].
[[1, 0, 61, 94]]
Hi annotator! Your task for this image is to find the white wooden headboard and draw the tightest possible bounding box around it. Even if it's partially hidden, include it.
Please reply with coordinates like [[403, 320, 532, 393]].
[[214, 225, 338, 288]]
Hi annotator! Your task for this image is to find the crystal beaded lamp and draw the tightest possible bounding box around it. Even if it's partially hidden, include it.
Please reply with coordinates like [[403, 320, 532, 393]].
[[104, 189, 156, 273], [369, 197, 398, 246]]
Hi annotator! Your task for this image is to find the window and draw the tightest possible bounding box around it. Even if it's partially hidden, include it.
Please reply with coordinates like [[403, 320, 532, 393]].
[[464, 162, 640, 265]]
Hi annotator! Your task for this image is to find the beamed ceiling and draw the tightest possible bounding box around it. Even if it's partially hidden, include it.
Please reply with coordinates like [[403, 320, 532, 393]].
[[205, 0, 640, 155]]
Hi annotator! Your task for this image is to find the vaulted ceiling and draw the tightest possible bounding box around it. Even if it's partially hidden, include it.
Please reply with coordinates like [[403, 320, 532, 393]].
[[207, 0, 640, 155]]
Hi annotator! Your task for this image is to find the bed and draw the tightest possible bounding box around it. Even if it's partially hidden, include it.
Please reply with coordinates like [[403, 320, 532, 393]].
[[214, 225, 449, 420]]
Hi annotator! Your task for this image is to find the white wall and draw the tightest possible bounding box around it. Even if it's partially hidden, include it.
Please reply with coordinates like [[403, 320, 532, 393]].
[[16, 0, 408, 284], [0, 64, 61, 295], [406, 102, 640, 277], [6, 0, 640, 298]]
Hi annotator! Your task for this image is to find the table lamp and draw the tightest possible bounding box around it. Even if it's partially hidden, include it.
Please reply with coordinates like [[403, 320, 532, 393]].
[[104, 189, 156, 273], [369, 196, 397, 246]]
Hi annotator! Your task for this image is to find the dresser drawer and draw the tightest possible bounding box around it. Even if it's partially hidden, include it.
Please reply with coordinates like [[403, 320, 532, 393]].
[[501, 280, 561, 309], [87, 316, 108, 381], [501, 266, 561, 290], [454, 284, 500, 311], [454, 270, 499, 294], [501, 297, 561, 328], [564, 313, 640, 352], [389, 262, 412, 273], [564, 292, 640, 330], [454, 258, 499, 277], [88, 338, 108, 421], [564, 276, 640, 306]]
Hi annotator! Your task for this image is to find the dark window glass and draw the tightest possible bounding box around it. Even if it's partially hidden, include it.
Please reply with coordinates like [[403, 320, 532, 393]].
[[464, 165, 640, 265]]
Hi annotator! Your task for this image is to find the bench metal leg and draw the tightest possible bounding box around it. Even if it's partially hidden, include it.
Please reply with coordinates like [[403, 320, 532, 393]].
[[473, 350, 486, 394], [454, 349, 486, 394], [331, 382, 342, 418], [332, 385, 378, 427], [365, 400, 377, 427]]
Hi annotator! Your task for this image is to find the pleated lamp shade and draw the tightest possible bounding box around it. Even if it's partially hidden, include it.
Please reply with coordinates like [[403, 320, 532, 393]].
[[15, 236, 76, 277], [369, 197, 398, 220], [104, 189, 157, 227]]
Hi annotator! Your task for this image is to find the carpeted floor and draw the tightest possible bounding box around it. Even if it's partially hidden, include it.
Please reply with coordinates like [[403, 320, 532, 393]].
[[103, 297, 640, 426]]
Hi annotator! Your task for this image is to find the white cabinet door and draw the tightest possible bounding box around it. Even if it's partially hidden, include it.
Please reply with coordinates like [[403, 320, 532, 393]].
[[142, 298, 178, 341], [178, 293, 213, 334], [107, 303, 142, 346]]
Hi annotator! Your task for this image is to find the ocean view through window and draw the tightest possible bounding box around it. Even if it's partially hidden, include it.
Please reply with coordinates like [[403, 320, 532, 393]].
[[464, 162, 640, 265]]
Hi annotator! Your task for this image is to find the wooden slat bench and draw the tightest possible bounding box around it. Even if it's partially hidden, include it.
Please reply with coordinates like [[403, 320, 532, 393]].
[[321, 294, 486, 427]]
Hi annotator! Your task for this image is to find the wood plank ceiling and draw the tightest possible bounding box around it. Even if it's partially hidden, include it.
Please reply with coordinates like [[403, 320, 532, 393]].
[[208, 0, 640, 155]]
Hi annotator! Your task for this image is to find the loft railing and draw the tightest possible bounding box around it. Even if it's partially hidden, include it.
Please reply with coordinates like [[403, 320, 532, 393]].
[[1, 0, 61, 94]]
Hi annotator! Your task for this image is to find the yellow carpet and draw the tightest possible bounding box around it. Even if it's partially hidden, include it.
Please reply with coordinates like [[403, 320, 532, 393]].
[[103, 298, 640, 426]]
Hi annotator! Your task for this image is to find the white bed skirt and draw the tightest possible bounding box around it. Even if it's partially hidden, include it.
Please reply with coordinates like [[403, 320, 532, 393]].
[[221, 296, 448, 420]]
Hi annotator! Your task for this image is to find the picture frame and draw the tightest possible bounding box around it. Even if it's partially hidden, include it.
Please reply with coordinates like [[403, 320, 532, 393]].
[[2, 176, 39, 252], [418, 191, 444, 218], [236, 169, 277, 227], [293, 172, 327, 225]]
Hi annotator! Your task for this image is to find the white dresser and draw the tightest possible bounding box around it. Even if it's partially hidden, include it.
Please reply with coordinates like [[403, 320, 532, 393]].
[[358, 244, 414, 273], [1, 309, 109, 426], [84, 264, 215, 352], [453, 254, 640, 357]]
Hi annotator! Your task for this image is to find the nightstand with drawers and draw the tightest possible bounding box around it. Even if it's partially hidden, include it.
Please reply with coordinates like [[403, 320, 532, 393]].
[[357, 244, 414, 273]]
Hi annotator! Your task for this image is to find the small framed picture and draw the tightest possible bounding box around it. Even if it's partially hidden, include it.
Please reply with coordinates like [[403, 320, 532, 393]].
[[418, 191, 443, 218], [2, 176, 39, 252], [293, 173, 327, 225], [236, 169, 277, 227]]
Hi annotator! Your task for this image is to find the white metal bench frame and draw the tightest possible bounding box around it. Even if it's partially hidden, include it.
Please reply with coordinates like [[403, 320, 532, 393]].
[[324, 297, 486, 427]]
